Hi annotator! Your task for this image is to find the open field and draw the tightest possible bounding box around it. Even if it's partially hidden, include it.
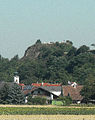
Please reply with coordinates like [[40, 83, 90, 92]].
[[0, 106, 95, 115], [0, 115, 95, 120], [0, 104, 95, 108], [0, 105, 95, 116]]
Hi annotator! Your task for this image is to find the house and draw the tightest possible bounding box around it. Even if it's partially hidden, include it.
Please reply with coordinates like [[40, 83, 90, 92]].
[[62, 85, 83, 103], [24, 82, 83, 104], [16, 76, 83, 104], [31, 83, 62, 100], [23, 83, 62, 103], [31, 86, 62, 100]]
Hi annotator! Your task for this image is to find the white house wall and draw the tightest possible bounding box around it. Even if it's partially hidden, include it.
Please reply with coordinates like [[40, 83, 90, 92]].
[[51, 91, 61, 96]]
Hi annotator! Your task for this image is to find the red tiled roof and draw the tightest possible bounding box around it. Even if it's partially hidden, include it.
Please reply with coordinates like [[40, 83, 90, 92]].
[[32, 83, 61, 87], [19, 83, 25, 86], [32, 83, 42, 86], [63, 85, 83, 101], [46, 84, 61, 86]]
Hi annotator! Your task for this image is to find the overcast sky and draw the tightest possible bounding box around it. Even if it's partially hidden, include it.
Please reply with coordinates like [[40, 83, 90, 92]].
[[0, 0, 95, 59]]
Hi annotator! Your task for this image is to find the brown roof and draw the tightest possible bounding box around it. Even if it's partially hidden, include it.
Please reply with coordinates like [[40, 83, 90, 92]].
[[63, 85, 83, 101]]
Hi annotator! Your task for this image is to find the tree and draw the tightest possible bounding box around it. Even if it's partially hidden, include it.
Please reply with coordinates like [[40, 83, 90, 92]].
[[80, 75, 95, 103], [7, 83, 25, 104], [0, 42, 95, 86], [76, 45, 89, 55], [36, 39, 41, 44], [67, 52, 95, 73], [67, 47, 77, 57], [0, 83, 25, 104], [0, 83, 9, 104], [66, 40, 73, 45], [91, 44, 95, 47]]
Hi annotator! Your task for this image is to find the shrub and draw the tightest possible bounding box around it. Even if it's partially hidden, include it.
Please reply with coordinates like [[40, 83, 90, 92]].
[[52, 100, 63, 106], [28, 96, 47, 105], [57, 96, 72, 106]]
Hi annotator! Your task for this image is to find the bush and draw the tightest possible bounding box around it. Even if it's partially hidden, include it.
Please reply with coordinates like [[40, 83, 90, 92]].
[[28, 96, 47, 105], [52, 100, 63, 106], [57, 96, 72, 106]]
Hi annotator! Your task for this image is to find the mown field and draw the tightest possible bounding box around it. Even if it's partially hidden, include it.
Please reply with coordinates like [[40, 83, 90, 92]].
[[0, 115, 95, 120]]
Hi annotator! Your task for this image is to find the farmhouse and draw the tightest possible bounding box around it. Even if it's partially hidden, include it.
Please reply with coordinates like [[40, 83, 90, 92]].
[[63, 85, 83, 103], [23, 83, 62, 103], [31, 86, 62, 100], [13, 73, 83, 104], [22, 81, 84, 104], [0, 72, 84, 104]]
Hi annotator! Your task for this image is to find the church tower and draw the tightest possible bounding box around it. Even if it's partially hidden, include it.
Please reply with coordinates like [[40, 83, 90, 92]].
[[14, 72, 19, 84]]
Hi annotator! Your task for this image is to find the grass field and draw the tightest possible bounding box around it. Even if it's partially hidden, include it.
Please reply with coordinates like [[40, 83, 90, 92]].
[[0, 115, 94, 120]]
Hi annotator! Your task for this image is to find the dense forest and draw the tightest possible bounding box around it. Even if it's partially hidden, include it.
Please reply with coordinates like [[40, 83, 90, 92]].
[[0, 40, 95, 85]]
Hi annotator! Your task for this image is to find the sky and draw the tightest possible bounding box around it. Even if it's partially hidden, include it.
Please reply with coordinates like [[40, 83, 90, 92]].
[[0, 0, 95, 59]]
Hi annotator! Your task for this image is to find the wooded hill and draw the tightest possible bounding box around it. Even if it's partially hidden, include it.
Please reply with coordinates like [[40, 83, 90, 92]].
[[0, 40, 95, 85]]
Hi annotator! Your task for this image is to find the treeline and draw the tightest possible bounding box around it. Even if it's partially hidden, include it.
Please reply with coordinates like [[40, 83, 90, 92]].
[[0, 40, 95, 86]]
